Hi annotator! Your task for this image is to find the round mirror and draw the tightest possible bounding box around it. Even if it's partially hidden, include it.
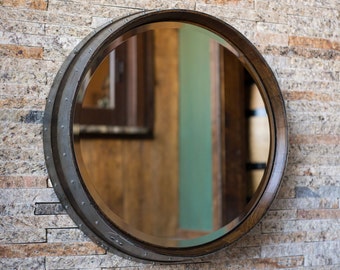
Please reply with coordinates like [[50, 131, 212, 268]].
[[44, 10, 288, 262]]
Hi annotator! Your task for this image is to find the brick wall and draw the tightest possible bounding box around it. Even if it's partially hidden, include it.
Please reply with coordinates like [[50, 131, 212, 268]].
[[0, 0, 339, 269]]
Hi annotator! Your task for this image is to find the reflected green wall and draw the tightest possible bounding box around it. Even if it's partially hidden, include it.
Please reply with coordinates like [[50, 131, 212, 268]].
[[179, 25, 213, 232]]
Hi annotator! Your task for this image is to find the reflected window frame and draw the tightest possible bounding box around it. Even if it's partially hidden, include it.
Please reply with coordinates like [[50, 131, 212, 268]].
[[74, 31, 155, 138]]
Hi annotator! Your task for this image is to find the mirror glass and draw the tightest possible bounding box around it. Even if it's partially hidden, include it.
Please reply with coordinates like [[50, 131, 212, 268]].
[[73, 22, 270, 247]]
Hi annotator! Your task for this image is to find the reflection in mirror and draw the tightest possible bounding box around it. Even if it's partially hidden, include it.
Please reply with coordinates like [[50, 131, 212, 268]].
[[73, 23, 270, 247]]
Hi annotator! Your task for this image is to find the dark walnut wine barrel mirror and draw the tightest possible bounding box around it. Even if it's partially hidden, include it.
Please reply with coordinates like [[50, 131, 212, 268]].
[[43, 9, 288, 262]]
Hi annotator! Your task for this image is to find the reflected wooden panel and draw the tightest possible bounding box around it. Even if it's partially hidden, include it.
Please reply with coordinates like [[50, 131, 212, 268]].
[[78, 28, 180, 238]]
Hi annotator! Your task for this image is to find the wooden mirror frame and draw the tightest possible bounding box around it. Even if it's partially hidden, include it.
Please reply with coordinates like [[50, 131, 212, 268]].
[[43, 9, 288, 263]]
